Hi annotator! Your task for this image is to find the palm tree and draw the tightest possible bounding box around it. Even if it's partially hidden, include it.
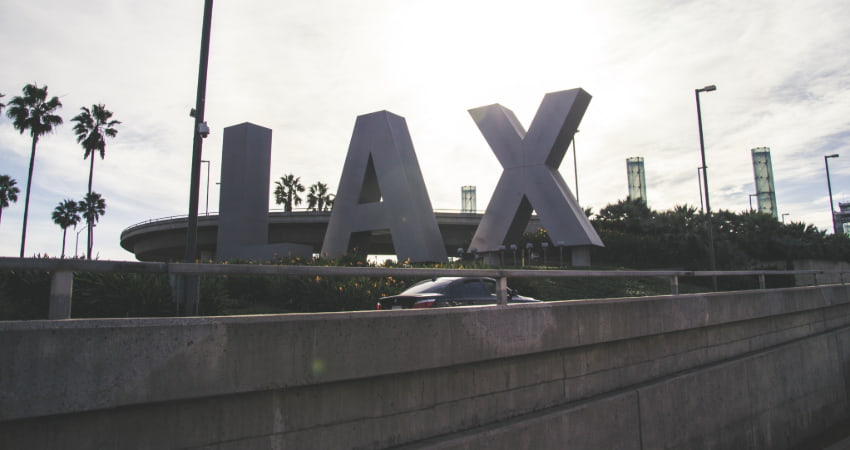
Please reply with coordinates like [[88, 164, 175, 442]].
[[274, 174, 305, 212], [71, 104, 121, 196], [307, 181, 334, 211], [0, 175, 20, 227], [52, 199, 81, 258], [78, 192, 106, 260], [71, 104, 120, 259], [6, 83, 63, 257]]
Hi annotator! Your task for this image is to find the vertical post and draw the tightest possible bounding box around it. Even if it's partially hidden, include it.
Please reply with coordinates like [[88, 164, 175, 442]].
[[671, 275, 679, 296], [542, 242, 548, 267], [825, 154, 840, 234], [185, 0, 213, 264], [181, 0, 214, 316], [695, 86, 718, 289], [758, 274, 766, 290], [201, 159, 211, 215], [496, 276, 508, 306], [697, 168, 705, 214], [558, 241, 564, 267], [49, 270, 74, 320]]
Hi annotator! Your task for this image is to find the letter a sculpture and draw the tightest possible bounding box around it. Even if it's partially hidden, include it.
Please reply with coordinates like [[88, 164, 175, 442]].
[[322, 111, 448, 263], [467, 89, 603, 264]]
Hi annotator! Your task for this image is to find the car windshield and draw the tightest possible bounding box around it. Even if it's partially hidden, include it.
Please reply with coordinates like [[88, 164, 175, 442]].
[[399, 278, 458, 295]]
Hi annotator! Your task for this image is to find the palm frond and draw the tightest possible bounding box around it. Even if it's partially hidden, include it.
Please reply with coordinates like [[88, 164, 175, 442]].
[[71, 104, 119, 161]]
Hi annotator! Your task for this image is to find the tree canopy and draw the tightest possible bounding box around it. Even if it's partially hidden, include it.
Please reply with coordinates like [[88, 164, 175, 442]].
[[588, 198, 850, 270], [274, 174, 305, 212]]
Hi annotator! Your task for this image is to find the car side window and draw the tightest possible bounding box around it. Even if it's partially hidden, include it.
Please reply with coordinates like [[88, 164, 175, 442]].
[[482, 279, 497, 296], [456, 279, 488, 298]]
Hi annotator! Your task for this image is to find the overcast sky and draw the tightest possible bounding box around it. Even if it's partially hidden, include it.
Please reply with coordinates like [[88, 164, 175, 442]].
[[1, 0, 849, 260]]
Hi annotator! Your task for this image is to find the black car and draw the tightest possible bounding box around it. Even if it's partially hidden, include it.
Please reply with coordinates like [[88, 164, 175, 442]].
[[376, 277, 538, 310]]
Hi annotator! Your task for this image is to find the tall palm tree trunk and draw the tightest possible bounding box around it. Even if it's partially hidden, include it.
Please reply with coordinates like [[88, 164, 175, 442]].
[[20, 137, 38, 258], [87, 226, 94, 260], [87, 156, 94, 197], [61, 228, 67, 259], [86, 157, 94, 260]]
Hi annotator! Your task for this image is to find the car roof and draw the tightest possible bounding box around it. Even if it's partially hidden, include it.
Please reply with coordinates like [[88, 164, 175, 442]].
[[401, 277, 494, 294]]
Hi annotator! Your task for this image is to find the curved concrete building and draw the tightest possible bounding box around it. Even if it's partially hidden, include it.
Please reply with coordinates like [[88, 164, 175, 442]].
[[119, 211, 544, 262]]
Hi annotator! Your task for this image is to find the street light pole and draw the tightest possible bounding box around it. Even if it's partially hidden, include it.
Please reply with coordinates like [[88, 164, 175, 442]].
[[184, 0, 213, 264], [695, 84, 717, 279], [180, 0, 214, 316], [201, 160, 210, 215], [697, 167, 704, 213], [825, 154, 840, 233], [75, 225, 89, 259]]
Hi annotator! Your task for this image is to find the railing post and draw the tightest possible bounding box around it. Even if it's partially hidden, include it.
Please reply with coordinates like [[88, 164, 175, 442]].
[[170, 271, 201, 316], [496, 276, 508, 306], [49, 270, 74, 320], [758, 274, 766, 290], [671, 275, 679, 295]]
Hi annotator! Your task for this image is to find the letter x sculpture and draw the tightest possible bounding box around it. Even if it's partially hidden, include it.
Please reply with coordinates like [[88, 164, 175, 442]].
[[467, 88, 604, 254]]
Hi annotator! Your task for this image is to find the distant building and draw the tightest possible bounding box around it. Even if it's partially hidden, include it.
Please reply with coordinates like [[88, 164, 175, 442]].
[[461, 186, 476, 213], [626, 157, 646, 204], [836, 201, 850, 234], [751, 147, 778, 219]]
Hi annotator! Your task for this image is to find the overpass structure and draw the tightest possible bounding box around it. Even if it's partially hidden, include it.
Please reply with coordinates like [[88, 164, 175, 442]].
[[1, 281, 849, 448], [120, 211, 546, 262]]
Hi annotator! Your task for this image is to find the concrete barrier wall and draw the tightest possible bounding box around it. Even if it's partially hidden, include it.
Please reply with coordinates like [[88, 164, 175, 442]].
[[1, 285, 849, 449]]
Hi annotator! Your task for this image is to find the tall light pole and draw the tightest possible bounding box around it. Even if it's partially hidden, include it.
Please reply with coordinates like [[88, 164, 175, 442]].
[[201, 160, 211, 215], [825, 154, 839, 233], [695, 84, 717, 277], [184, 0, 213, 263], [75, 225, 89, 259], [180, 0, 214, 316], [697, 167, 705, 213]]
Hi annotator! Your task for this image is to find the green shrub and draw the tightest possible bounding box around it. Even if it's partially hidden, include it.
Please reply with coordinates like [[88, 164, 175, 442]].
[[0, 270, 50, 320]]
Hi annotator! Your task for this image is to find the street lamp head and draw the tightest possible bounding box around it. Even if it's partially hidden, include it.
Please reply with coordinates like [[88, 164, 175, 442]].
[[826, 154, 839, 159], [697, 85, 717, 93]]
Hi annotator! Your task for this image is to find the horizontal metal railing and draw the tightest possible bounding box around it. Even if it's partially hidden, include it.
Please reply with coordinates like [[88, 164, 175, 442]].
[[0, 257, 846, 320]]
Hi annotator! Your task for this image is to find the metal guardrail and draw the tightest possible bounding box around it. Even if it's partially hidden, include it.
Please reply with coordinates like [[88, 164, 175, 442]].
[[0, 257, 846, 320]]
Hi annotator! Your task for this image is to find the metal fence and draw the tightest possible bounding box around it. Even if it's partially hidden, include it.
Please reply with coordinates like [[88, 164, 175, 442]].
[[0, 256, 847, 320]]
